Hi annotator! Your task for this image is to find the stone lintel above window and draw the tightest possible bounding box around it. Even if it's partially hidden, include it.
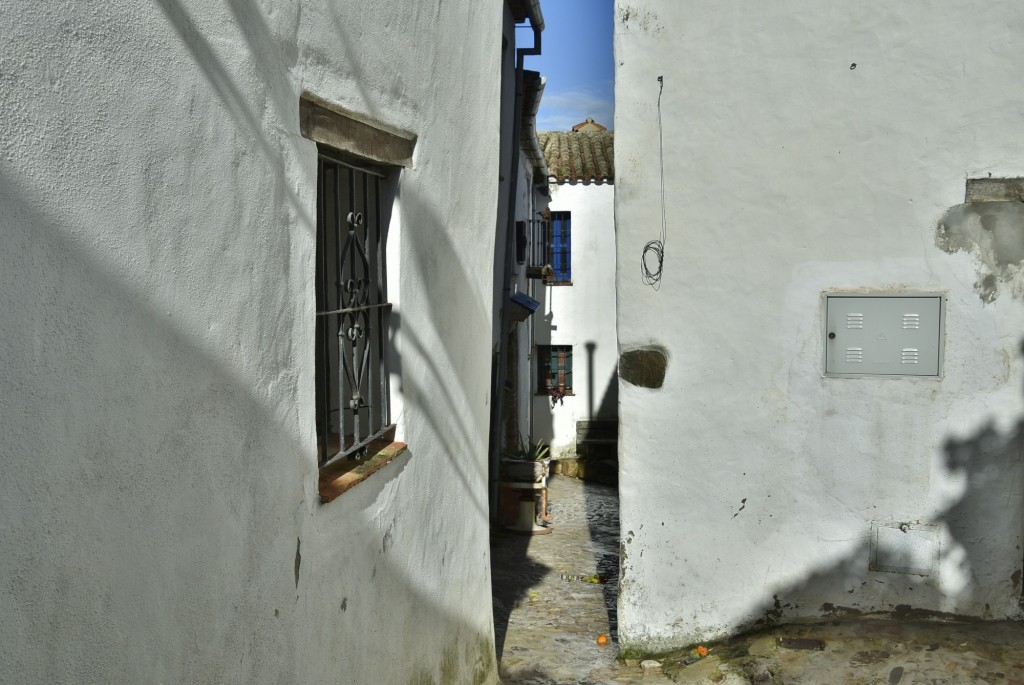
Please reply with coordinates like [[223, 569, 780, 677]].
[[300, 93, 416, 168]]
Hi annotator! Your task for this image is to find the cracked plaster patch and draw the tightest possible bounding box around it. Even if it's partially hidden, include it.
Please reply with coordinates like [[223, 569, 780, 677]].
[[936, 200, 1024, 303], [617, 5, 663, 35]]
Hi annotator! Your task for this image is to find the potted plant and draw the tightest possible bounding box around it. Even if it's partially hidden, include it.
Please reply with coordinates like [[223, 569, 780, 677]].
[[525, 264, 554, 282], [500, 435, 550, 483]]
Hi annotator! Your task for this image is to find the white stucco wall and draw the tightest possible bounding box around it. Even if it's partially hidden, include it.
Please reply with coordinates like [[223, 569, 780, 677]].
[[1, 2, 504, 683], [493, 10, 519, 354], [534, 183, 618, 453], [615, 0, 1024, 652]]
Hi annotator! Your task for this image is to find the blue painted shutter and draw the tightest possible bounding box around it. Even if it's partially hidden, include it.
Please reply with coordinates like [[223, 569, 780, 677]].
[[562, 214, 571, 282], [551, 217, 562, 280], [549, 212, 572, 283]]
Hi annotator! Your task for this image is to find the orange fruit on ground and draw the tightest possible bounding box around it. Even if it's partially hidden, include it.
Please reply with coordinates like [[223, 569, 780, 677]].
[[596, 634, 610, 646]]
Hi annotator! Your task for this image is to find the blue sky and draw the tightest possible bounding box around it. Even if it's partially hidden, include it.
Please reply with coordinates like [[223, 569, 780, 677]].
[[521, 0, 614, 132]]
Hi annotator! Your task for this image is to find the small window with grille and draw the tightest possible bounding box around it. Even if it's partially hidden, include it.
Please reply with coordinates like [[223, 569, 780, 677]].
[[537, 344, 573, 395], [315, 148, 393, 468]]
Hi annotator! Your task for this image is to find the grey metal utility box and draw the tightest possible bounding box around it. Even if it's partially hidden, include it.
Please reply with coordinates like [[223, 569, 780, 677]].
[[824, 294, 944, 377]]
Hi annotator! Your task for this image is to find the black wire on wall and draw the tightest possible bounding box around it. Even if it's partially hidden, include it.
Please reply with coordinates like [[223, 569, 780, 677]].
[[641, 75, 667, 290]]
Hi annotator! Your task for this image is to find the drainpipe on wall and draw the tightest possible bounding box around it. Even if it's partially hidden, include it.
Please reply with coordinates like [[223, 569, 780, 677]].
[[489, 6, 543, 522]]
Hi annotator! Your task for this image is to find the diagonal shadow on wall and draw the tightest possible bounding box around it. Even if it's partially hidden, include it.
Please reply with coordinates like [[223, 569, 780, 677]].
[[1, 3, 520, 682]]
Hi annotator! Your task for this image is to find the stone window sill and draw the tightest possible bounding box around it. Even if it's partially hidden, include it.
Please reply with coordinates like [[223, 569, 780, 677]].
[[318, 436, 409, 503]]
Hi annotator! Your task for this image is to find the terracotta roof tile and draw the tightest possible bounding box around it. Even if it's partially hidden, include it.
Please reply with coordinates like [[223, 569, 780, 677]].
[[538, 130, 614, 185]]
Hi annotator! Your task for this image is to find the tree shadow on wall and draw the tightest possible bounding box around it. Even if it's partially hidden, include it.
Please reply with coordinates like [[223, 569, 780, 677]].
[[940, 364, 1024, 608], [2, 2, 534, 682], [733, 341, 1024, 635]]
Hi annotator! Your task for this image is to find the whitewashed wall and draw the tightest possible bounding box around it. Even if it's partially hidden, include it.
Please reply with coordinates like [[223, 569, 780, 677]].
[[0, 1, 505, 683], [615, 0, 1024, 653], [533, 183, 618, 453]]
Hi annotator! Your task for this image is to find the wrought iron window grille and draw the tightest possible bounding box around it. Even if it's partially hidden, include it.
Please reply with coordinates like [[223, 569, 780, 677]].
[[524, 218, 552, 280], [525, 213, 571, 283], [537, 344, 573, 395], [315, 150, 393, 469]]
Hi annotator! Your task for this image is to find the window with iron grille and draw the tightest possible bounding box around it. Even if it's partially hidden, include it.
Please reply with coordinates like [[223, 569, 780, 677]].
[[315, 149, 392, 468], [537, 344, 573, 394], [547, 211, 571, 284]]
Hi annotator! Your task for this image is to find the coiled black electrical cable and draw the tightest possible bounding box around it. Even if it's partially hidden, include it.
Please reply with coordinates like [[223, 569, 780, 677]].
[[641, 75, 667, 290], [641, 238, 664, 288]]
